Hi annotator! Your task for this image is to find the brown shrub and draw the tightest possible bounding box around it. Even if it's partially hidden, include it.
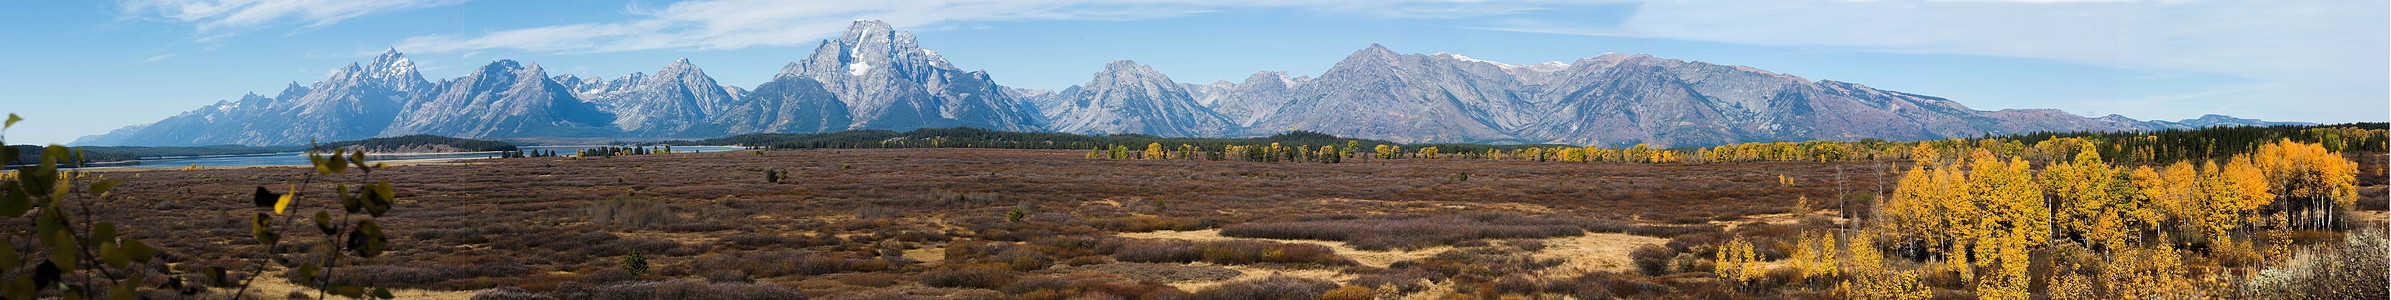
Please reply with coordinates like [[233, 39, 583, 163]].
[[1192, 240, 1351, 266], [836, 273, 901, 288], [1113, 239, 1197, 263], [550, 279, 801, 300], [1192, 276, 1338, 300], [1630, 244, 1676, 276], [1219, 214, 1591, 251], [921, 265, 1021, 289], [1321, 285, 1376, 300]]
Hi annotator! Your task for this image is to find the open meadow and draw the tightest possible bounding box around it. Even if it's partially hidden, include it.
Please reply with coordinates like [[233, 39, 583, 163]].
[[44, 147, 2391, 299]]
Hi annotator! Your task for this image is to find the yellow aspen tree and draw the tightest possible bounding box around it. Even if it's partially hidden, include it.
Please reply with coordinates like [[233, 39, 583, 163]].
[[1886, 163, 1940, 247], [1911, 143, 1942, 167], [1716, 238, 1762, 288], [2137, 162, 2200, 243], [2043, 147, 2110, 242], [1814, 142, 1846, 162], [2258, 139, 2359, 229], [2050, 263, 2094, 300], [1933, 162, 1975, 261], [2104, 244, 2194, 299], [1800, 231, 1839, 280], [1628, 144, 1652, 163], [2194, 160, 2246, 243], [2093, 168, 2151, 249], [1975, 234, 2033, 300], [2223, 156, 2273, 211], [1145, 142, 1166, 160]]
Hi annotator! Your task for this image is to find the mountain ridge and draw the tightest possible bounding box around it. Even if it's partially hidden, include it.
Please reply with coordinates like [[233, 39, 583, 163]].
[[73, 20, 2309, 148]]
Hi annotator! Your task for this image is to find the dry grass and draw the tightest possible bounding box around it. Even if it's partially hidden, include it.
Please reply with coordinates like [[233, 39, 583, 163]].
[[68, 148, 2373, 298]]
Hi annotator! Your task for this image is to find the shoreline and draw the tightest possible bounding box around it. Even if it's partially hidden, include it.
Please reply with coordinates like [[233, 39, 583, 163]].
[[82, 156, 498, 172]]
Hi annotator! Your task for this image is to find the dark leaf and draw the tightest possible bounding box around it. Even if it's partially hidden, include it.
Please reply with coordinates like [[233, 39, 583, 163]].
[[331, 285, 364, 298], [0, 181, 30, 217], [347, 220, 386, 258], [31, 261, 58, 291], [88, 180, 119, 198], [315, 211, 335, 235], [252, 187, 279, 208], [251, 213, 278, 246], [204, 267, 227, 286], [89, 222, 115, 246], [121, 239, 156, 263], [341, 185, 362, 214]]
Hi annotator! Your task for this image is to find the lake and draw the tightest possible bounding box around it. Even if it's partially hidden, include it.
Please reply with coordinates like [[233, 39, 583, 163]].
[[76, 146, 748, 169]]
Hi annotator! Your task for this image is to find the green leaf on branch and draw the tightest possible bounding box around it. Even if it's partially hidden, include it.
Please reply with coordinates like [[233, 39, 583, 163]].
[[251, 213, 279, 246], [120, 239, 155, 263], [89, 222, 116, 246], [0, 181, 28, 218], [348, 219, 387, 258], [88, 180, 119, 198], [316, 211, 336, 235]]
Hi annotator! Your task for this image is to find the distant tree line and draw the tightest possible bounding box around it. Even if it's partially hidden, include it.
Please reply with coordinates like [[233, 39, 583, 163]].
[[577, 146, 677, 157], [658, 127, 1408, 152], [319, 134, 518, 152]]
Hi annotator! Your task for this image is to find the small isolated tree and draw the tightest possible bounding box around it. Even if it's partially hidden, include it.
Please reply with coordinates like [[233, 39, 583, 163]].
[[622, 250, 649, 276]]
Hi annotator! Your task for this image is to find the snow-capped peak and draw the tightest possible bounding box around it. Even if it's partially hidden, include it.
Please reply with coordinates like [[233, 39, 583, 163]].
[[1433, 52, 1503, 66], [849, 60, 872, 76]]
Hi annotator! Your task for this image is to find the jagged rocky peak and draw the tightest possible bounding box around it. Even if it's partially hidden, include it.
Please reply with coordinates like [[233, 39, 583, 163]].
[[662, 58, 699, 74], [1096, 60, 1166, 82], [273, 81, 311, 100], [1042, 59, 1232, 137], [1343, 43, 1405, 67]]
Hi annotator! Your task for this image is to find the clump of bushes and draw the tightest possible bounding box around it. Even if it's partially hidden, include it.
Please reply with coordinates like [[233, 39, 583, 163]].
[[547, 279, 803, 300], [584, 196, 684, 228], [1192, 276, 1339, 300], [1220, 213, 1596, 250], [921, 264, 1022, 289], [2236, 230, 2389, 298], [1109, 238, 1351, 266]]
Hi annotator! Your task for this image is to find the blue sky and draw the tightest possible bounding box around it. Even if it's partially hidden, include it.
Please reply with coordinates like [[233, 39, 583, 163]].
[[2, 0, 2384, 145]]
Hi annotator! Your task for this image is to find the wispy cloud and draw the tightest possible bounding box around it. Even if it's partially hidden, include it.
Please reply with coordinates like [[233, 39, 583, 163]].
[[121, 0, 473, 40], [141, 53, 179, 62]]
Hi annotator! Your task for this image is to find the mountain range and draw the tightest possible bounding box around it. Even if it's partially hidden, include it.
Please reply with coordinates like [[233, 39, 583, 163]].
[[74, 20, 2307, 148]]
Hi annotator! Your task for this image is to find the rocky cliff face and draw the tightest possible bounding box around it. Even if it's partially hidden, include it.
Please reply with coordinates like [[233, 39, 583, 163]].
[[1033, 60, 1235, 137]]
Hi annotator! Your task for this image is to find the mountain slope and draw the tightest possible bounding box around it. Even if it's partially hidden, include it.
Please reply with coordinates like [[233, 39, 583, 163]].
[[382, 60, 618, 138], [574, 58, 738, 136], [1034, 60, 1235, 137], [72, 50, 428, 146], [1245, 44, 1535, 144], [775, 20, 1042, 132], [76, 21, 2305, 147]]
